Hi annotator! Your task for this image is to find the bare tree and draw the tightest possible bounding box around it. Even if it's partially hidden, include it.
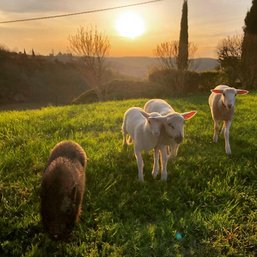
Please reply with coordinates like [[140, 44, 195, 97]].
[[187, 42, 198, 70], [217, 34, 243, 84], [154, 40, 198, 70], [68, 26, 111, 100], [154, 41, 179, 69], [217, 35, 242, 63]]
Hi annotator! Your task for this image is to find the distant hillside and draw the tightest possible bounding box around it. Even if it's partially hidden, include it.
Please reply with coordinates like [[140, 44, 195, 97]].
[[0, 50, 219, 106], [107, 57, 219, 79]]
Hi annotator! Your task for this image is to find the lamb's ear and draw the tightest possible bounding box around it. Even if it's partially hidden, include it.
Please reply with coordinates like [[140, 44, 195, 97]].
[[236, 89, 249, 95], [211, 89, 223, 94], [181, 111, 197, 120], [140, 110, 150, 119]]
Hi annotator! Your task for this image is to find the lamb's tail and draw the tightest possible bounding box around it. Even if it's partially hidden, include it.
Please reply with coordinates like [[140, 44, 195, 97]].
[[121, 120, 133, 146], [122, 130, 133, 146]]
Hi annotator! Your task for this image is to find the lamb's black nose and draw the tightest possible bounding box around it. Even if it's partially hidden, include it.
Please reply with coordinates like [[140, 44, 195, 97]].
[[175, 135, 183, 144]]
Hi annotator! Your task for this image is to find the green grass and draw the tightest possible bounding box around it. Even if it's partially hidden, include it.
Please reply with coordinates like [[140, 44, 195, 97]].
[[0, 94, 257, 257]]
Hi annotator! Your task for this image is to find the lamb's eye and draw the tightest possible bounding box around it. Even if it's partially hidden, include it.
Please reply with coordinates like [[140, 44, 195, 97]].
[[223, 93, 225, 96], [169, 124, 175, 129]]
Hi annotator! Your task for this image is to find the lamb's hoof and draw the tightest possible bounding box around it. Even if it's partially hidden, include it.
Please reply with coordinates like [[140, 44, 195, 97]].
[[152, 170, 158, 179], [138, 177, 144, 182], [213, 136, 218, 143], [161, 174, 167, 181], [169, 154, 177, 161], [226, 149, 231, 155]]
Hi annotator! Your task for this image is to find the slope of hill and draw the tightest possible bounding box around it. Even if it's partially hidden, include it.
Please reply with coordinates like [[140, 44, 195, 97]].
[[1, 94, 256, 256]]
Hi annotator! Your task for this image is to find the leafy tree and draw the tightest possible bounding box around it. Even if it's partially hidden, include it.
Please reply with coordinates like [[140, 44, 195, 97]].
[[241, 0, 257, 88], [177, 0, 188, 71], [68, 26, 111, 100], [244, 0, 257, 34]]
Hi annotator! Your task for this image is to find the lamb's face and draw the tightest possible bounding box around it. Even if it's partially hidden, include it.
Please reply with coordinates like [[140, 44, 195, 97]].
[[212, 87, 249, 109], [222, 88, 237, 110], [163, 115, 185, 144], [147, 113, 163, 137]]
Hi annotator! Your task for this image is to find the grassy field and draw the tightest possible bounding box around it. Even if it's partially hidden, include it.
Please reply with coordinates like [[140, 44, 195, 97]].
[[0, 94, 257, 257]]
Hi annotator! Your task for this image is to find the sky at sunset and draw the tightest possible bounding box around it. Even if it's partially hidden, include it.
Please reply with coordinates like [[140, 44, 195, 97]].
[[0, 0, 253, 58]]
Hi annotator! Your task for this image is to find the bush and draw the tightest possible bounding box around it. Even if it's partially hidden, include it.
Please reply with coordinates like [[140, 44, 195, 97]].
[[71, 79, 164, 103], [149, 69, 200, 95], [72, 88, 99, 104], [184, 70, 201, 93], [149, 68, 223, 95], [199, 71, 222, 92], [105, 79, 163, 100]]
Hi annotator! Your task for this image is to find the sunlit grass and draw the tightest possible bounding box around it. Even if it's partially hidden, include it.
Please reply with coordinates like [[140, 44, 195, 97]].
[[0, 94, 257, 256]]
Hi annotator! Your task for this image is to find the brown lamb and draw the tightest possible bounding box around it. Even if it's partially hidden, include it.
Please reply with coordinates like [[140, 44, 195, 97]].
[[40, 141, 87, 240]]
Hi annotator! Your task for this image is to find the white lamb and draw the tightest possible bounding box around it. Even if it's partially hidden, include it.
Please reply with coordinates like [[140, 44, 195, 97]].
[[122, 107, 167, 182], [208, 85, 249, 155], [144, 99, 197, 180]]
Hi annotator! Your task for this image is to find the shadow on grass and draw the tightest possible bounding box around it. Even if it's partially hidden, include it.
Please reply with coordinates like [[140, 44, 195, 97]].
[[78, 146, 224, 256]]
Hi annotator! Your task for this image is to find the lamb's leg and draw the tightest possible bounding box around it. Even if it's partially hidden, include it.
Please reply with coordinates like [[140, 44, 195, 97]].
[[213, 120, 219, 143], [160, 145, 168, 181], [220, 121, 225, 136], [134, 148, 144, 182], [224, 120, 232, 155], [122, 133, 126, 147], [152, 147, 160, 179], [121, 124, 127, 146]]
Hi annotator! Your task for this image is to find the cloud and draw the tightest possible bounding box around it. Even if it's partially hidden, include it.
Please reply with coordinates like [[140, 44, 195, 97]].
[[0, 0, 116, 14], [0, 0, 79, 13]]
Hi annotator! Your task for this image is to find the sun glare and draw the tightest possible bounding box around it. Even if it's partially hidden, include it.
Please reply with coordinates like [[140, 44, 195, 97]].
[[115, 11, 145, 39]]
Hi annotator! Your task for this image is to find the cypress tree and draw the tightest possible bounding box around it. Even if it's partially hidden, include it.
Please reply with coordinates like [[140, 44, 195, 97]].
[[241, 0, 257, 88], [177, 0, 188, 71]]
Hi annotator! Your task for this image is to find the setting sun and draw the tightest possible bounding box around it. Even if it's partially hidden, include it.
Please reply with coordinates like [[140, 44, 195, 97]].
[[115, 11, 145, 39]]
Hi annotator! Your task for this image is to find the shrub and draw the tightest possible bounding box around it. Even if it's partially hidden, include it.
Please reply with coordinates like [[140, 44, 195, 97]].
[[72, 88, 99, 104], [72, 79, 164, 103], [105, 79, 163, 100], [199, 71, 221, 92], [149, 69, 200, 95], [184, 70, 200, 93]]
